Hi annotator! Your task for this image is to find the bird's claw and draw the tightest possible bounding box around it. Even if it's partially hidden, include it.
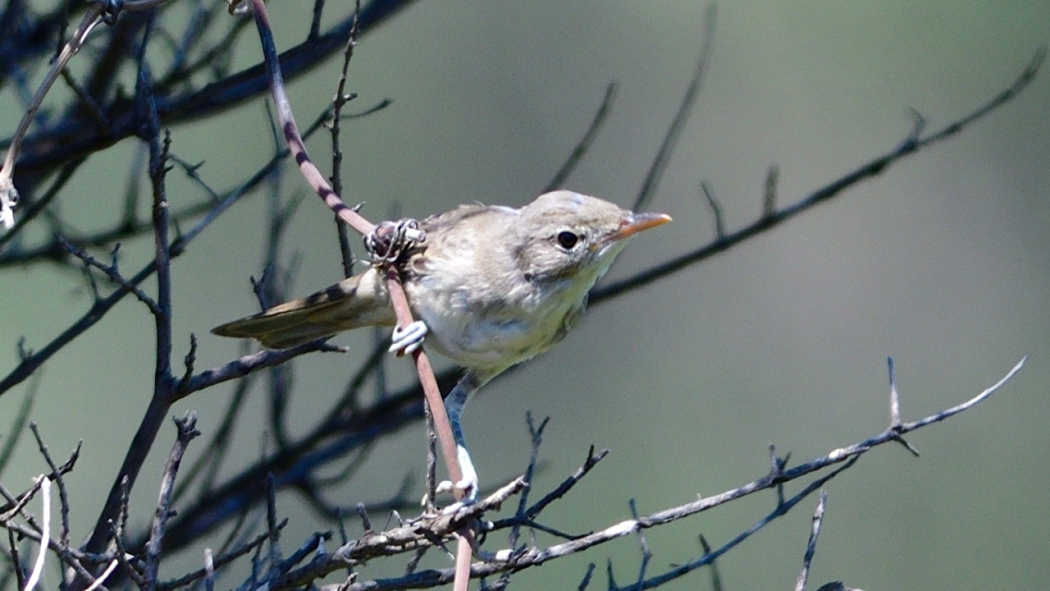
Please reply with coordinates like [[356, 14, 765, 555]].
[[419, 444, 480, 513], [364, 218, 424, 264], [438, 479, 479, 515], [389, 320, 427, 356], [420, 477, 478, 512], [440, 444, 479, 513]]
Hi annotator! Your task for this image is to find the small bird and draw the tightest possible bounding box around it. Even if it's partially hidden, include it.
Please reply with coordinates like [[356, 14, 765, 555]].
[[213, 190, 670, 501]]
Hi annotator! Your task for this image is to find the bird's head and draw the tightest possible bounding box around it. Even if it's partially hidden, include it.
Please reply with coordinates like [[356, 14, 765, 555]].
[[515, 190, 671, 289]]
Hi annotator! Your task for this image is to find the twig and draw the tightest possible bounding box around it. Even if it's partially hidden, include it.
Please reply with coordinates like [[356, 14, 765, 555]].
[[28, 424, 71, 547], [544, 82, 619, 192], [699, 181, 725, 240], [270, 478, 526, 589], [614, 459, 856, 590], [157, 524, 284, 590], [329, 0, 363, 278], [886, 357, 919, 456], [628, 499, 653, 589], [698, 535, 723, 591], [23, 477, 50, 591], [0, 445, 81, 519], [795, 490, 827, 591], [182, 341, 345, 398], [59, 238, 162, 314], [84, 560, 120, 591], [762, 164, 779, 217], [508, 413, 550, 548], [246, 0, 374, 236], [0, 4, 107, 228], [143, 413, 201, 590], [632, 3, 716, 212]]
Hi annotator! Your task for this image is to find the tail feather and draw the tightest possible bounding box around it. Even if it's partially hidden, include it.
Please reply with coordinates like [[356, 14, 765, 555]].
[[212, 271, 395, 349]]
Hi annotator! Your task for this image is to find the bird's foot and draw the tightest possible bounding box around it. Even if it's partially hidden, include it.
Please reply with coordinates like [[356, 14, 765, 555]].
[[0, 183, 18, 229], [389, 320, 428, 356], [440, 444, 479, 514], [364, 218, 425, 264]]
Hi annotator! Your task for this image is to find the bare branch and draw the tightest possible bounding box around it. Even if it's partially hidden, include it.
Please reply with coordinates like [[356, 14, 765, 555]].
[[545, 82, 619, 193], [143, 413, 201, 590], [23, 478, 49, 591], [795, 490, 828, 591], [632, 4, 716, 212]]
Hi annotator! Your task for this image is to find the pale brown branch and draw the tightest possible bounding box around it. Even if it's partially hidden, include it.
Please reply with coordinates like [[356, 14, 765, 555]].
[[246, 0, 375, 237]]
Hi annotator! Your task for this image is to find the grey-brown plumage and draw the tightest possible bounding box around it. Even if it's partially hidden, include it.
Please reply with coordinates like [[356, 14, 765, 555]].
[[213, 190, 670, 500], [214, 190, 670, 380]]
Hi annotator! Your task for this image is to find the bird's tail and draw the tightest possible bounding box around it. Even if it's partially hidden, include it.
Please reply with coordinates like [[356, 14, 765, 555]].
[[212, 271, 395, 349]]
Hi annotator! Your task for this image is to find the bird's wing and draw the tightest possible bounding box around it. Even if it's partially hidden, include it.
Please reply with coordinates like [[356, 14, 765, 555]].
[[212, 268, 395, 349]]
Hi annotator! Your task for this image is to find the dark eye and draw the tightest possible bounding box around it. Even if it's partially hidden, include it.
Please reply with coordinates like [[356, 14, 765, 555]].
[[556, 231, 579, 249]]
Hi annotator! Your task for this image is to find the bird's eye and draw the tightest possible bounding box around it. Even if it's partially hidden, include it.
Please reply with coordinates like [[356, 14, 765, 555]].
[[556, 231, 579, 250]]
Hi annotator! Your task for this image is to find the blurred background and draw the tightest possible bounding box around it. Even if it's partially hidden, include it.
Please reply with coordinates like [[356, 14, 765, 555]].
[[1, 0, 1048, 589]]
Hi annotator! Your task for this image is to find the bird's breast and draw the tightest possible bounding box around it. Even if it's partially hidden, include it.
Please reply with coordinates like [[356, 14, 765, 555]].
[[404, 272, 586, 375]]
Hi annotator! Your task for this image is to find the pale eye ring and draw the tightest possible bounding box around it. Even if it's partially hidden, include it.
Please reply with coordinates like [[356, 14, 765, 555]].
[[556, 230, 579, 249]]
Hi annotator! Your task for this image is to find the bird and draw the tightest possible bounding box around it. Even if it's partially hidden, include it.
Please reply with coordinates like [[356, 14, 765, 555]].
[[213, 190, 671, 502]]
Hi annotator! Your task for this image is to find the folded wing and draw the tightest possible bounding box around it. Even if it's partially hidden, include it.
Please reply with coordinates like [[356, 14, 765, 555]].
[[212, 270, 395, 349]]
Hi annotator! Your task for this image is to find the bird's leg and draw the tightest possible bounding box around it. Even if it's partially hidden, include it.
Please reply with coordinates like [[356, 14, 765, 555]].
[[439, 371, 483, 512], [364, 218, 429, 356]]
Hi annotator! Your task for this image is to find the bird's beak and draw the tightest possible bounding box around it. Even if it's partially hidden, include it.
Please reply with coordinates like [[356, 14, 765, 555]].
[[605, 211, 672, 243]]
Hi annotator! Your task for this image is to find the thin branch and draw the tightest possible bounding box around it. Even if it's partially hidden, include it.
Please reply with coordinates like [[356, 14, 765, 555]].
[[59, 239, 161, 314], [28, 424, 71, 547], [0, 444, 81, 519], [157, 525, 284, 590], [697, 536, 723, 591], [888, 357, 901, 427], [328, 0, 363, 278], [795, 490, 827, 591], [545, 82, 619, 192], [246, 0, 375, 236], [0, 4, 106, 228], [143, 413, 200, 590], [270, 478, 526, 590], [610, 459, 855, 591], [84, 559, 119, 591], [632, 3, 716, 212], [699, 181, 725, 240], [181, 340, 345, 398], [23, 477, 49, 591], [762, 164, 779, 217]]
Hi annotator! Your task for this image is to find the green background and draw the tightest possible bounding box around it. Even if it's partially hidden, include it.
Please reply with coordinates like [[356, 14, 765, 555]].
[[1, 1, 1048, 589]]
